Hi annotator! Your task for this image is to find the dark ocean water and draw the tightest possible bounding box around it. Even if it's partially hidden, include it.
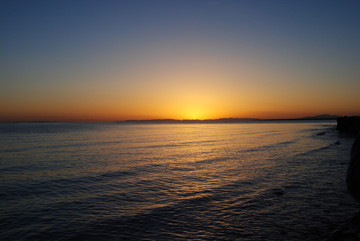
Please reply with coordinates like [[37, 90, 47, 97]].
[[0, 121, 358, 240]]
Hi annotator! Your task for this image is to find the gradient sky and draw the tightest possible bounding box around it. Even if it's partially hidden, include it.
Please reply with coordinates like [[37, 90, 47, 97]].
[[1, 0, 360, 121]]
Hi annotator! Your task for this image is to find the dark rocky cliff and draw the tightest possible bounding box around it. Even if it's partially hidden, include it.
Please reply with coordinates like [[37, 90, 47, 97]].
[[337, 117, 360, 136]]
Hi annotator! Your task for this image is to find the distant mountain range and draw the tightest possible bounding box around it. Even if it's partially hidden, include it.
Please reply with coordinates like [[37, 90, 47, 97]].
[[1, 114, 341, 123], [299, 114, 340, 120], [118, 114, 340, 123], [119, 118, 259, 124]]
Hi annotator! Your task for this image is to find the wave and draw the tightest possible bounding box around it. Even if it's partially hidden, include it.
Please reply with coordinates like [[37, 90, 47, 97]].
[[133, 144, 184, 149], [243, 140, 297, 153], [1, 140, 126, 153], [295, 142, 338, 157], [180, 140, 219, 145], [191, 157, 228, 166]]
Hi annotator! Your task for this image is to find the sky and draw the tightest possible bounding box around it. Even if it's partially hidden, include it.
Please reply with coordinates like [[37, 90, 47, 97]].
[[1, 0, 360, 121]]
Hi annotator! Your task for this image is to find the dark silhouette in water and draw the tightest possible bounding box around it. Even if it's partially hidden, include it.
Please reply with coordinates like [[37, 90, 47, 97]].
[[347, 135, 360, 202]]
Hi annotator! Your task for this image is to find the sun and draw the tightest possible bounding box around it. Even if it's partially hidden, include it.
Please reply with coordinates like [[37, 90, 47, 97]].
[[169, 94, 219, 120], [183, 108, 210, 120]]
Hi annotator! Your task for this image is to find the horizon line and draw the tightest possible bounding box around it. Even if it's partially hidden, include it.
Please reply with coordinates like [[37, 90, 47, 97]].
[[0, 115, 348, 124]]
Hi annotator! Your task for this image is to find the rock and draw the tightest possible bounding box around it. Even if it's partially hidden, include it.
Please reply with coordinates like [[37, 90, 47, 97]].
[[346, 135, 360, 202], [337, 116, 360, 136], [273, 189, 285, 196], [328, 135, 360, 241]]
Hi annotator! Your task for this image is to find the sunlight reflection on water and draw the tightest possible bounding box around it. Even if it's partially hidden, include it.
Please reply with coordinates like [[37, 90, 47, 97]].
[[0, 121, 358, 240]]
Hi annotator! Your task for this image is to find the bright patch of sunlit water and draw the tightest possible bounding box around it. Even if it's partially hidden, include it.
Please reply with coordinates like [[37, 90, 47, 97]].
[[0, 121, 358, 240]]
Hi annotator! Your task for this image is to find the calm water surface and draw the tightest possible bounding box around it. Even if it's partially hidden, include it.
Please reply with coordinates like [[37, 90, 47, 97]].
[[0, 121, 358, 240]]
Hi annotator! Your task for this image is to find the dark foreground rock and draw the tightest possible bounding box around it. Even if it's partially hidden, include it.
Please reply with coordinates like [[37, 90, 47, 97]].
[[328, 135, 360, 241], [337, 117, 360, 136]]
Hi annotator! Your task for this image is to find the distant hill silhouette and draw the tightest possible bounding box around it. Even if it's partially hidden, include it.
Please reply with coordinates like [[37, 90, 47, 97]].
[[300, 114, 340, 120], [119, 118, 260, 124], [118, 115, 341, 123], [2, 115, 342, 123]]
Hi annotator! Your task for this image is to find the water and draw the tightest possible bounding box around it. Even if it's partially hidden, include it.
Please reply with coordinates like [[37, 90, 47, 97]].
[[0, 121, 358, 241]]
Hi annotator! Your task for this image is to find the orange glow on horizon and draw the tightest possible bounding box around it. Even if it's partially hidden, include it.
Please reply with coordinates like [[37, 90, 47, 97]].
[[1, 45, 360, 122]]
